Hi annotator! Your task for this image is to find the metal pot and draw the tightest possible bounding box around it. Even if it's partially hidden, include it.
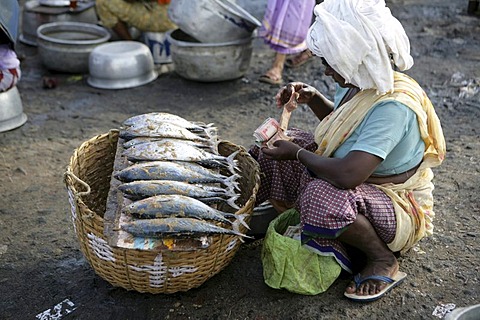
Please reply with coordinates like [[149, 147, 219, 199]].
[[0, 87, 27, 133], [167, 0, 260, 43], [247, 201, 279, 239], [166, 29, 253, 82], [87, 41, 158, 90], [20, 0, 98, 46], [445, 304, 480, 320], [37, 21, 111, 74]]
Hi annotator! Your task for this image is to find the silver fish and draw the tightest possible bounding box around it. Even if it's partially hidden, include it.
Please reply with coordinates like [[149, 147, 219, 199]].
[[118, 180, 240, 209], [122, 141, 240, 173], [123, 137, 217, 153], [121, 217, 250, 239], [124, 139, 218, 160], [119, 121, 217, 142], [171, 160, 241, 179], [123, 194, 248, 229], [113, 161, 240, 190], [122, 112, 214, 133]]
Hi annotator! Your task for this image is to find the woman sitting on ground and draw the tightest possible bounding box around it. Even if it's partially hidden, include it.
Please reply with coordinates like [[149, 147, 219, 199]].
[[250, 0, 446, 302]]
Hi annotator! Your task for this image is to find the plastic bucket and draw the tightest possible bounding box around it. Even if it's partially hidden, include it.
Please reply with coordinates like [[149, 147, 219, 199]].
[[143, 32, 172, 64]]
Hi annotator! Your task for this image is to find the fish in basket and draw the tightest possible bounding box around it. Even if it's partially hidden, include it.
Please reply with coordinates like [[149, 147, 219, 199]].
[[64, 113, 260, 294], [107, 112, 252, 251]]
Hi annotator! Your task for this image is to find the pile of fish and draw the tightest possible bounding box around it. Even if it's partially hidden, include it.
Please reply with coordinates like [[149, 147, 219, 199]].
[[114, 112, 250, 240]]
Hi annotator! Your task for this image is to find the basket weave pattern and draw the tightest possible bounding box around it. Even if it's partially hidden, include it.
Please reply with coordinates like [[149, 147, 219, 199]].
[[64, 131, 260, 294]]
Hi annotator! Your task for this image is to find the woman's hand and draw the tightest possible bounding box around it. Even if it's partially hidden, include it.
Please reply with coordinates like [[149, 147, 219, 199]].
[[275, 82, 320, 108], [260, 140, 301, 161]]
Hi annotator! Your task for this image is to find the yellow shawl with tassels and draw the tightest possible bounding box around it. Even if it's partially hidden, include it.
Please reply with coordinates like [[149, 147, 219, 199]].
[[314, 72, 446, 254]]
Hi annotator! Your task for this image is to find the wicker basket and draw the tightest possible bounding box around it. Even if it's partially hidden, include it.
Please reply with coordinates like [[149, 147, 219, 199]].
[[64, 130, 260, 294]]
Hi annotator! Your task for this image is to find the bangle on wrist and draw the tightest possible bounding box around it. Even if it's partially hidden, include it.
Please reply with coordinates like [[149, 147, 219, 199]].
[[296, 148, 304, 161]]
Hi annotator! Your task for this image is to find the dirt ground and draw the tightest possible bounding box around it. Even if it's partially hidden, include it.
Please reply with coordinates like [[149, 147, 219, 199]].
[[1, 0, 479, 319]]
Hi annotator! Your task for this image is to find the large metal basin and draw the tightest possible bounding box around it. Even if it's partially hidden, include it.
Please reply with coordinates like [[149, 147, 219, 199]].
[[168, 0, 260, 43], [87, 41, 158, 90], [167, 29, 253, 82], [0, 87, 27, 133], [20, 0, 98, 46], [37, 21, 111, 73]]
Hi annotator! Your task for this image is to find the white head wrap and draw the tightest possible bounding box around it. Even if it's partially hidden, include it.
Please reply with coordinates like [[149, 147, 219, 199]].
[[306, 0, 414, 94]]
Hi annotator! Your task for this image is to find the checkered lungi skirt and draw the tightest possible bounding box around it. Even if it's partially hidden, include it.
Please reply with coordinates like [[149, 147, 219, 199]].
[[249, 128, 397, 273]]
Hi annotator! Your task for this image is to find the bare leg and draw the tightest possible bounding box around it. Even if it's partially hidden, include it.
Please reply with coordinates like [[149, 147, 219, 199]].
[[263, 53, 286, 81], [112, 21, 133, 40], [338, 214, 399, 296], [269, 198, 294, 214]]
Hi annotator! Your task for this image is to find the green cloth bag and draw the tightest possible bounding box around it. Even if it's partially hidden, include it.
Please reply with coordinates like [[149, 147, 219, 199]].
[[261, 208, 342, 295]]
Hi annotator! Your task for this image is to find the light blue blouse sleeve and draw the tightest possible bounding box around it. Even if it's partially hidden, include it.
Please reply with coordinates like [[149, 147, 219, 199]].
[[333, 100, 425, 175]]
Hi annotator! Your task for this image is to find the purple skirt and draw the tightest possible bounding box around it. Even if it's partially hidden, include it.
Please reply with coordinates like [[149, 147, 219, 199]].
[[258, 0, 316, 54], [249, 129, 397, 273]]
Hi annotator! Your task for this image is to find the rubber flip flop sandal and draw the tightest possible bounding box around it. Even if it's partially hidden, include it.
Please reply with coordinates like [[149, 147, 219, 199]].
[[259, 74, 283, 85], [344, 271, 407, 302]]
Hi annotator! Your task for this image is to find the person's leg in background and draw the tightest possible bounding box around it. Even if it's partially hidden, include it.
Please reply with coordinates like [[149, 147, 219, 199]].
[[259, 52, 286, 85], [285, 49, 312, 68]]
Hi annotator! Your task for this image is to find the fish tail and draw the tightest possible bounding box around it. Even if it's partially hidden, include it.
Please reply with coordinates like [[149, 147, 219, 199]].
[[224, 173, 241, 192], [192, 121, 215, 129], [230, 213, 250, 230], [225, 150, 240, 176], [231, 217, 253, 242], [196, 126, 217, 139], [199, 196, 239, 210], [195, 135, 209, 143], [199, 122, 217, 132], [226, 194, 240, 210], [204, 127, 218, 143]]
